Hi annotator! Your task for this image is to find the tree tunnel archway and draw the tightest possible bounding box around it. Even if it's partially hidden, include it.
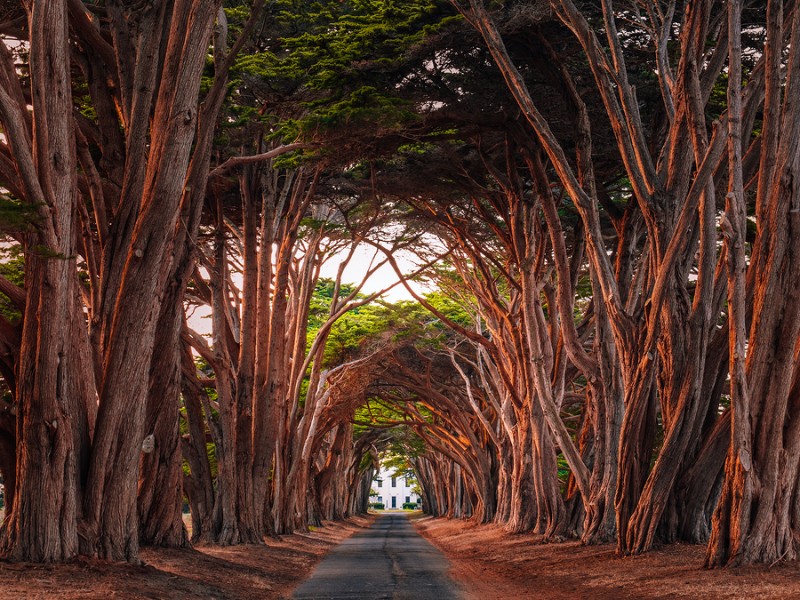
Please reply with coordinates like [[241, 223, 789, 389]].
[[0, 0, 799, 572]]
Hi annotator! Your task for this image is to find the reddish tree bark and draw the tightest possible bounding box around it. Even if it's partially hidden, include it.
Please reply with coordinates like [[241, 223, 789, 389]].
[[0, 0, 95, 562], [708, 0, 800, 566]]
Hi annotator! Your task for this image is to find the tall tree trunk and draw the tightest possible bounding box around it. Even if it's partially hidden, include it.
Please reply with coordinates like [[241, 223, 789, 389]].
[[614, 366, 658, 553], [4, 255, 92, 561], [137, 289, 188, 547], [0, 0, 94, 562], [180, 338, 217, 543], [707, 0, 800, 566], [582, 288, 623, 543], [505, 406, 536, 533], [81, 0, 221, 561]]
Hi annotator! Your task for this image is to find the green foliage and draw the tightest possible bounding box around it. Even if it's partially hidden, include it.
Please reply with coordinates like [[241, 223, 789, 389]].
[[556, 453, 570, 487], [206, 442, 219, 479], [353, 397, 408, 432], [307, 278, 360, 325], [382, 450, 412, 475], [424, 291, 473, 328], [32, 245, 70, 259], [323, 302, 391, 365], [180, 443, 218, 480], [311, 85, 411, 130], [228, 0, 457, 145], [179, 359, 220, 479], [0, 243, 23, 323], [321, 292, 473, 368], [0, 196, 40, 233]]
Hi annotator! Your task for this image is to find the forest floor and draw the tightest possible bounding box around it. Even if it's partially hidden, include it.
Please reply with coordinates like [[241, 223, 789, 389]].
[[415, 516, 800, 599], [4, 512, 800, 598], [0, 514, 373, 599]]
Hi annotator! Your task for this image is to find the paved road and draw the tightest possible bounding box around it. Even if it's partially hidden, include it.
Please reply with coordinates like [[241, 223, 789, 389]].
[[292, 513, 462, 600]]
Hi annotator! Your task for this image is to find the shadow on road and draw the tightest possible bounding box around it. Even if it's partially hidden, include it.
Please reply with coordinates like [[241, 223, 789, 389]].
[[293, 513, 463, 599]]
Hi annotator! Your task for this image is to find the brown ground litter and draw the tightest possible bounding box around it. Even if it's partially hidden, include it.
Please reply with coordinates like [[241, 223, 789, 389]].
[[0, 515, 372, 600], [415, 516, 800, 599]]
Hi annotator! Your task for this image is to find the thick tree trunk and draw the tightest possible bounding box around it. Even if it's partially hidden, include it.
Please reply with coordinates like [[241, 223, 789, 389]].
[[81, 1, 221, 561], [582, 295, 623, 544], [137, 293, 188, 548], [3, 257, 92, 562], [614, 366, 658, 553], [674, 409, 729, 543], [529, 400, 566, 538], [208, 246, 246, 545], [505, 407, 537, 533], [0, 0, 94, 562], [494, 443, 513, 524], [623, 312, 714, 553], [707, 0, 800, 566]]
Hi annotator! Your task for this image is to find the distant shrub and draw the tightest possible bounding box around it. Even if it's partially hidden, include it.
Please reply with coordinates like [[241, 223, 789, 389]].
[[371, 502, 385, 510], [402, 502, 417, 510]]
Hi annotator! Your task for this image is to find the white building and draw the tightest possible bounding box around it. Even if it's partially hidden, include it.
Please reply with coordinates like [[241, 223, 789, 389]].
[[373, 467, 421, 509]]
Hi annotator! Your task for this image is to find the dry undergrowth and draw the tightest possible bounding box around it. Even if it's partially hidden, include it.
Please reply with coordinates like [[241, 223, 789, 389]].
[[415, 516, 800, 600]]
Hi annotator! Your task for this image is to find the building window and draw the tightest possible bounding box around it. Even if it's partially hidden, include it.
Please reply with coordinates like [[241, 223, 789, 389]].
[[405, 496, 410, 504], [378, 496, 383, 503], [377, 479, 383, 486], [391, 476, 396, 487], [391, 496, 397, 508]]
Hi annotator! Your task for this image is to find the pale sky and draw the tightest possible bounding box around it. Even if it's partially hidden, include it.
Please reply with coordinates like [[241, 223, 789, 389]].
[[319, 244, 425, 303], [186, 243, 427, 335]]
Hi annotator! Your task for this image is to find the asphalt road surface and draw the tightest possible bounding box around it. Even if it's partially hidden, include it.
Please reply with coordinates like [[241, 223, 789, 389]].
[[292, 513, 463, 600]]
